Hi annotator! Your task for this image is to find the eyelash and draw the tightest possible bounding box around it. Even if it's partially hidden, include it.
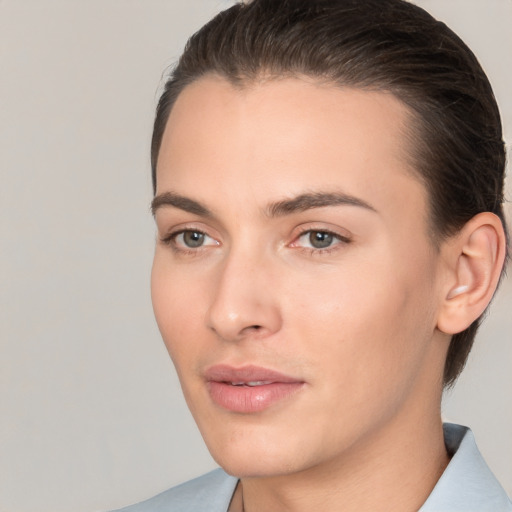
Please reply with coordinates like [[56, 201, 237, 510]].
[[160, 228, 351, 256], [160, 228, 213, 256], [292, 228, 351, 256]]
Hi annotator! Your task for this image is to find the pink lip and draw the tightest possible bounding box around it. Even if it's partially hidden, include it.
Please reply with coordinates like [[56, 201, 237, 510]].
[[204, 365, 305, 413]]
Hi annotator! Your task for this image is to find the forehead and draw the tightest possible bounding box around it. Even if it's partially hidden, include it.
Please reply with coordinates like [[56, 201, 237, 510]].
[[156, 75, 428, 232], [159, 75, 413, 171]]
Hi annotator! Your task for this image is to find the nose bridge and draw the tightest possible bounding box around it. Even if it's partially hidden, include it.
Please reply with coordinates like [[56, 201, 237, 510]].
[[206, 242, 281, 341]]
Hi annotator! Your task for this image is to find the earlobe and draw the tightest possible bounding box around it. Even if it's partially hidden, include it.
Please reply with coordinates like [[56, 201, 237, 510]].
[[437, 212, 506, 335]]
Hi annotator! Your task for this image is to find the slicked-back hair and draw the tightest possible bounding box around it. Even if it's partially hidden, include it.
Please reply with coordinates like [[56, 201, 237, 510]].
[[150, 0, 507, 387]]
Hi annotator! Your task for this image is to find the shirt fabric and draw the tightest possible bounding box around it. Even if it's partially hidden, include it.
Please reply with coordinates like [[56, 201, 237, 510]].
[[112, 423, 512, 511]]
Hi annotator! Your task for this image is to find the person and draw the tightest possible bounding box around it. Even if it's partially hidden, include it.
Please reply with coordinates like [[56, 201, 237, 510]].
[[113, 0, 511, 510]]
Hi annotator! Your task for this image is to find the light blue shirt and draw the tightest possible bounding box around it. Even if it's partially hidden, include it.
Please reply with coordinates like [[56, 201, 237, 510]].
[[112, 423, 512, 511]]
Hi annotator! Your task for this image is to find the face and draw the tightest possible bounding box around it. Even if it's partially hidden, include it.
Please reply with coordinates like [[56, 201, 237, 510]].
[[151, 76, 448, 478]]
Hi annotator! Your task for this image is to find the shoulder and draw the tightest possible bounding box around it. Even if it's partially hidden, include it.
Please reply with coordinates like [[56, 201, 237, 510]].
[[420, 423, 512, 512], [110, 468, 238, 512]]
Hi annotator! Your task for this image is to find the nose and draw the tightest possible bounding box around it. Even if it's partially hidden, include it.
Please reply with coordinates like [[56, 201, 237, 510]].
[[206, 251, 282, 342]]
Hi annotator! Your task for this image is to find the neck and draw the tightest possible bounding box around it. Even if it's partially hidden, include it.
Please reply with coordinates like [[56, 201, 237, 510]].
[[236, 409, 449, 512]]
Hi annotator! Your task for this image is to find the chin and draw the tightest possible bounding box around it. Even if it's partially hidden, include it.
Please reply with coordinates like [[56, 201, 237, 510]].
[[213, 452, 300, 479], [199, 420, 315, 479]]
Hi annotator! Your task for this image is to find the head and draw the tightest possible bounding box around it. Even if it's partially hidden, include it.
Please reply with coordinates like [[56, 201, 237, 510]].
[[151, 0, 507, 388], [149, 0, 507, 478]]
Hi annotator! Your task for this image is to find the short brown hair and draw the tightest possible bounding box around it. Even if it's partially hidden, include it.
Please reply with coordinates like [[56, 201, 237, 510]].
[[150, 0, 508, 387]]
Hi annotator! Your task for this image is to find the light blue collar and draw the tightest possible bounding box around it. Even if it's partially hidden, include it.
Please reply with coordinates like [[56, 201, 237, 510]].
[[419, 423, 511, 511]]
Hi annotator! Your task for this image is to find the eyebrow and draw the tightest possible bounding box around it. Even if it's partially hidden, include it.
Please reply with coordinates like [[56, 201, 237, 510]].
[[151, 192, 212, 217], [151, 190, 377, 217], [266, 191, 377, 217]]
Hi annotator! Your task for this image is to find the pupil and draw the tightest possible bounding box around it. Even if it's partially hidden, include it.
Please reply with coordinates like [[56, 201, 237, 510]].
[[184, 231, 204, 248], [310, 231, 333, 249]]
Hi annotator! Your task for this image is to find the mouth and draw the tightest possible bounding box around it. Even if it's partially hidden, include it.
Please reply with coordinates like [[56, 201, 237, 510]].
[[229, 381, 273, 386], [204, 365, 305, 413]]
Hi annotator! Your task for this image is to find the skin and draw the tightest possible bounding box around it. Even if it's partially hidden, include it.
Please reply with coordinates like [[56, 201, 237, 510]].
[[151, 75, 465, 511]]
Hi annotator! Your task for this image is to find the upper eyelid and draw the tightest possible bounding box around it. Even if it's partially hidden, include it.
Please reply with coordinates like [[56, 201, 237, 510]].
[[295, 231, 349, 244], [158, 223, 352, 248], [160, 223, 216, 239], [164, 228, 211, 241], [292, 225, 352, 241]]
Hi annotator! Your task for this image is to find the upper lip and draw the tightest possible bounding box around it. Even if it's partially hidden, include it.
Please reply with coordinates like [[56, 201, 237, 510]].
[[204, 364, 303, 384]]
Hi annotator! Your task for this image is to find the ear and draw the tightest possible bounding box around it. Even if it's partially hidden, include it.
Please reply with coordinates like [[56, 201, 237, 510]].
[[437, 212, 507, 335]]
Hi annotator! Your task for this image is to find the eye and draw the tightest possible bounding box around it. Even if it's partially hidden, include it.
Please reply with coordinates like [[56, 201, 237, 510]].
[[178, 230, 207, 248], [162, 229, 219, 250], [304, 231, 335, 249], [292, 229, 350, 252]]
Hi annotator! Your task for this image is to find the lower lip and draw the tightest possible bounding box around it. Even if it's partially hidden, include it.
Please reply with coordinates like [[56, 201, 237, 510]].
[[208, 381, 304, 413]]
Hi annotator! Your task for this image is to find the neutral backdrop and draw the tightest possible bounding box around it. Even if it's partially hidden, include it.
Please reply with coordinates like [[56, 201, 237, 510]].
[[1, 1, 511, 511]]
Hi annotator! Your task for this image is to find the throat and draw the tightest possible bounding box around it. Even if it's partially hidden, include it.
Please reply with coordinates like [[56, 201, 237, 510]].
[[227, 481, 244, 512]]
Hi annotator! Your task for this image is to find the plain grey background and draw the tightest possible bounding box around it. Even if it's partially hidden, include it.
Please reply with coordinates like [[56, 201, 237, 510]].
[[1, 1, 510, 511]]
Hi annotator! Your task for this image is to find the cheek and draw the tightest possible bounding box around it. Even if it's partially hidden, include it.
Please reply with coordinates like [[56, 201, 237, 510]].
[[287, 250, 436, 392], [150, 254, 206, 365]]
